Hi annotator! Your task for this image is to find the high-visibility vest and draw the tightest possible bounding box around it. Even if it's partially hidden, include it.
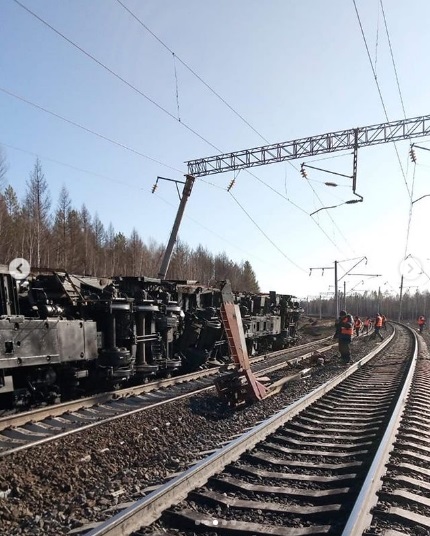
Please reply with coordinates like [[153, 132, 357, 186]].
[[418, 316, 426, 325], [364, 319, 370, 326], [375, 315, 383, 327], [354, 319, 362, 328], [340, 318, 353, 336]]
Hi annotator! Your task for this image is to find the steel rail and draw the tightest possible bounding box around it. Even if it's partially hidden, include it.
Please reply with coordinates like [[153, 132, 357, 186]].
[[0, 339, 335, 458], [0, 337, 331, 431], [0, 384, 215, 459], [341, 323, 418, 535], [86, 331, 395, 536]]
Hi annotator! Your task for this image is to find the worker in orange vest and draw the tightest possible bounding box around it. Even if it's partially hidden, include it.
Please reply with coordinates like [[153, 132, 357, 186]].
[[418, 315, 426, 333], [353, 316, 363, 337], [372, 313, 384, 341], [334, 310, 354, 363], [381, 314, 387, 330], [363, 317, 371, 334]]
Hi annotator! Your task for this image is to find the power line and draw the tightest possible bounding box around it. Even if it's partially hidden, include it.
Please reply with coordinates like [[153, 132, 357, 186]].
[[114, 0, 347, 248], [379, 0, 407, 118], [352, 0, 390, 120], [308, 179, 352, 250], [12, 0, 222, 154], [172, 53, 181, 121], [11, 0, 347, 254], [10, 3, 300, 206], [0, 138, 267, 267], [404, 161, 417, 258], [228, 191, 307, 273], [374, 1, 380, 74], [0, 86, 183, 173], [112, 0, 349, 252], [351, 0, 411, 198], [114, 0, 271, 145], [243, 168, 347, 253], [0, 140, 145, 190], [154, 192, 271, 267], [1, 82, 344, 256]]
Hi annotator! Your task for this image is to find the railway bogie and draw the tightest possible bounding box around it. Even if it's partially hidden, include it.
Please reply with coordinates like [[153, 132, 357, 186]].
[[0, 268, 302, 408]]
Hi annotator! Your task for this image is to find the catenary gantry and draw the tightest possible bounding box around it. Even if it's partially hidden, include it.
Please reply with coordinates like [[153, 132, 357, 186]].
[[186, 113, 430, 176]]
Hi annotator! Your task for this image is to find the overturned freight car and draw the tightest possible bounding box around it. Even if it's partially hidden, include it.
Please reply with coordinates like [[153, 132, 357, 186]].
[[0, 267, 302, 409]]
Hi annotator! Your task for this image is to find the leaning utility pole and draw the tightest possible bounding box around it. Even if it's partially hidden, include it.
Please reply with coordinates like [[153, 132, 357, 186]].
[[157, 174, 195, 279]]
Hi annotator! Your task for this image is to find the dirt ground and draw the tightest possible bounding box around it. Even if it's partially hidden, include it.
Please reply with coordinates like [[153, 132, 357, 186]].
[[297, 316, 335, 343]]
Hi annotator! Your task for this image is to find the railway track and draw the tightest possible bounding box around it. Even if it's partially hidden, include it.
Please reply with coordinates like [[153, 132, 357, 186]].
[[362, 335, 430, 535], [81, 323, 423, 536], [0, 337, 335, 457]]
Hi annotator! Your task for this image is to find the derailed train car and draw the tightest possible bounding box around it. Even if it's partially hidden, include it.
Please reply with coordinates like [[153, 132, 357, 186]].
[[237, 291, 302, 355], [0, 267, 302, 408]]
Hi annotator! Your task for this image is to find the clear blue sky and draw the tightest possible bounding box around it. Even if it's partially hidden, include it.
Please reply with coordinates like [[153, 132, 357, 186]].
[[1, 0, 430, 299]]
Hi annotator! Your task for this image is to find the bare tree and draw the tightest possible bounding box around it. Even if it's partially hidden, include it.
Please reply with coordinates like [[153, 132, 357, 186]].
[[145, 238, 164, 276], [0, 146, 8, 192], [92, 213, 105, 275], [80, 204, 92, 274], [67, 209, 83, 272], [52, 185, 71, 269], [23, 159, 51, 267], [191, 244, 214, 284], [127, 228, 144, 275], [168, 239, 191, 279]]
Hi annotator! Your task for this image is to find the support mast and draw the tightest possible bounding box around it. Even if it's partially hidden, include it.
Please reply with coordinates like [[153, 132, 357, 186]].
[[158, 174, 195, 279]]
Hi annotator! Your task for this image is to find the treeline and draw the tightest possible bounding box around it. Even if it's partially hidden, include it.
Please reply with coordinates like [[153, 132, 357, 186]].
[[0, 155, 260, 292], [306, 289, 430, 321]]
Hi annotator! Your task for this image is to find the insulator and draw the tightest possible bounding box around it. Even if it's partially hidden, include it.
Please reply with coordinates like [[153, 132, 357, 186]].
[[227, 179, 235, 191], [151, 184, 158, 193], [300, 164, 307, 178], [410, 147, 417, 163], [325, 182, 337, 187]]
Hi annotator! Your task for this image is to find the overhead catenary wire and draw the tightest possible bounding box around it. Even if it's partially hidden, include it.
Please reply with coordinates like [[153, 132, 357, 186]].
[[0, 141, 145, 190], [154, 192, 272, 267], [11, 0, 348, 258], [308, 178, 353, 252], [379, 0, 407, 119], [3, 19, 318, 270], [9, 4, 320, 207], [404, 160, 417, 258], [228, 192, 308, 273], [12, 0, 222, 154], [0, 137, 269, 268], [0, 86, 318, 266], [0, 86, 183, 174], [351, 0, 411, 199], [0, 91, 230, 195], [374, 1, 380, 74], [172, 53, 181, 122], [114, 0, 271, 145], [114, 0, 349, 252], [244, 168, 348, 254]]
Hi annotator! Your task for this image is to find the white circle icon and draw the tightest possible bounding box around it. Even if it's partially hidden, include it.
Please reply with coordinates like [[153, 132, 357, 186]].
[[399, 256, 422, 281], [9, 258, 30, 280]]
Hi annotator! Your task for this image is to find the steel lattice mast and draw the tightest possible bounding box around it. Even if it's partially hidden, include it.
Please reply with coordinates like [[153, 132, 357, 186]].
[[186, 114, 430, 177]]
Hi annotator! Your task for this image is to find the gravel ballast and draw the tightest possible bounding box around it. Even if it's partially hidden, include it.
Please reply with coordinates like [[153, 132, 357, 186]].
[[0, 327, 385, 535]]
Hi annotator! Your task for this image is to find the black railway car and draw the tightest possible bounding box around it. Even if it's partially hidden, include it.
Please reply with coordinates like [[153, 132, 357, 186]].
[[0, 268, 302, 409]]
